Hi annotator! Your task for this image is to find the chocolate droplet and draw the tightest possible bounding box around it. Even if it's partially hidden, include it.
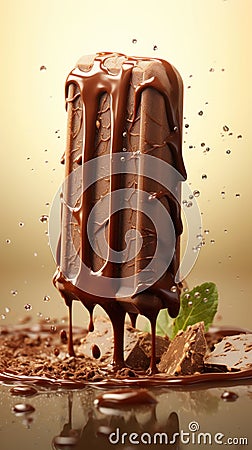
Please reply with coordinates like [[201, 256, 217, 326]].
[[54, 347, 60, 357], [10, 386, 37, 397], [39, 215, 49, 223], [221, 391, 238, 402], [60, 329, 68, 344], [12, 403, 35, 414], [91, 344, 101, 359]]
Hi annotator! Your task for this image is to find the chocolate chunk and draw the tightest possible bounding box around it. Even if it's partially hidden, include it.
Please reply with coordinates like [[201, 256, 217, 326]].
[[205, 326, 250, 351], [158, 322, 207, 375], [80, 317, 169, 370], [204, 333, 252, 372], [124, 325, 170, 370]]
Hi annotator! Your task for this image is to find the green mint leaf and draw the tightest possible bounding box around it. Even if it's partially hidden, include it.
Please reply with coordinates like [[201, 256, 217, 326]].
[[156, 309, 174, 338], [171, 282, 218, 339]]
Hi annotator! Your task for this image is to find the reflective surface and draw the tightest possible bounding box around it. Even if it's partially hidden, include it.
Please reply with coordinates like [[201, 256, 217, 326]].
[[0, 382, 251, 450]]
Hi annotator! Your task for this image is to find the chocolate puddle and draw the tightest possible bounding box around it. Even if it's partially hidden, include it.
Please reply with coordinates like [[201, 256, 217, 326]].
[[1, 367, 252, 390], [0, 324, 251, 389]]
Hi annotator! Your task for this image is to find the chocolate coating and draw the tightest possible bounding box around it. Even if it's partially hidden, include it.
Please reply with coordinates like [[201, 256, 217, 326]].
[[53, 52, 186, 371]]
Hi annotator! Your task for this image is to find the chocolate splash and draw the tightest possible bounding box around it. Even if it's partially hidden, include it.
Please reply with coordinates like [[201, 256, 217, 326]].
[[53, 52, 186, 371]]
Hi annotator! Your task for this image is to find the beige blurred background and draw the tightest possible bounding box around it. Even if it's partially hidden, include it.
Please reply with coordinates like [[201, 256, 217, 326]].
[[0, 0, 251, 329]]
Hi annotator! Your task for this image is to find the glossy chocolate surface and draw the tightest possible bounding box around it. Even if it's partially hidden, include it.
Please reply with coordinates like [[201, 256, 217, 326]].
[[53, 52, 186, 371]]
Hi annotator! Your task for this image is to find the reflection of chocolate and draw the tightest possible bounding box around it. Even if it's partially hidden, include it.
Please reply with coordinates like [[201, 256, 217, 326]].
[[94, 388, 157, 408], [52, 391, 180, 450], [52, 393, 81, 448], [53, 52, 186, 371]]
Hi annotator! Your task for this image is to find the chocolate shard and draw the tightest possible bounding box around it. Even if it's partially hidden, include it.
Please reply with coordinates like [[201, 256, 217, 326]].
[[204, 333, 252, 372], [80, 317, 169, 370], [205, 326, 251, 351], [158, 322, 207, 375]]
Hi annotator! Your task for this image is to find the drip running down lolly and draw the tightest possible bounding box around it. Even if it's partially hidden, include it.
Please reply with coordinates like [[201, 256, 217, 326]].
[[53, 52, 187, 372]]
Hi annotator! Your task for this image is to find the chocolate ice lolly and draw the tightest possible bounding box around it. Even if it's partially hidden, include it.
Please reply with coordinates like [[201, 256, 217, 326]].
[[53, 52, 186, 372]]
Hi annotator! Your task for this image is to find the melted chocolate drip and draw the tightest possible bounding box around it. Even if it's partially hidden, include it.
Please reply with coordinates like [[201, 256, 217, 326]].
[[128, 312, 138, 328], [88, 307, 95, 332], [53, 52, 187, 371]]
